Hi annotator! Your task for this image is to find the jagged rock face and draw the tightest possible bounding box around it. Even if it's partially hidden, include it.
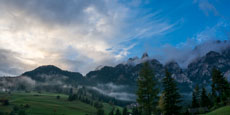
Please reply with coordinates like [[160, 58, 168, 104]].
[[86, 59, 165, 86], [86, 48, 230, 94], [141, 52, 149, 59], [165, 61, 182, 74], [165, 62, 191, 83], [86, 58, 194, 93], [187, 50, 230, 86], [164, 62, 192, 93]]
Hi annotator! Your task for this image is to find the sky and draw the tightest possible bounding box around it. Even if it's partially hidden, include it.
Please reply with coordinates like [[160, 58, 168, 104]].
[[0, 0, 230, 76]]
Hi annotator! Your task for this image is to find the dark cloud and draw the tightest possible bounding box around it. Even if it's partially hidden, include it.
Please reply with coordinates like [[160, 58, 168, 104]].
[[0, 49, 30, 76], [0, 0, 106, 26], [152, 40, 230, 68], [0, 0, 177, 75]]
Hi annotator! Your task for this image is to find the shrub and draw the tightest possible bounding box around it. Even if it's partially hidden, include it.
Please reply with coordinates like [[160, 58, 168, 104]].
[[2, 99, 9, 106], [56, 95, 60, 99]]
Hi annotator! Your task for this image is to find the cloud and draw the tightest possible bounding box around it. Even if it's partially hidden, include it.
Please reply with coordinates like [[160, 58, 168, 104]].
[[0, 0, 174, 75], [194, 0, 219, 16], [89, 83, 136, 101], [0, 49, 33, 76], [151, 21, 230, 68]]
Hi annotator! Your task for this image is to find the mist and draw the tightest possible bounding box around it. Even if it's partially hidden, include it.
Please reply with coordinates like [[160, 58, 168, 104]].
[[146, 40, 230, 68], [89, 83, 136, 101]]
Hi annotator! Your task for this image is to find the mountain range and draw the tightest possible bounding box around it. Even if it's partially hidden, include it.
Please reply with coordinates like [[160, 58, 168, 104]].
[[1, 41, 230, 101]]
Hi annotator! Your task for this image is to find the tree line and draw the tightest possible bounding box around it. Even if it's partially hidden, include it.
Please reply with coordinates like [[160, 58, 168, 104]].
[[136, 62, 230, 115]]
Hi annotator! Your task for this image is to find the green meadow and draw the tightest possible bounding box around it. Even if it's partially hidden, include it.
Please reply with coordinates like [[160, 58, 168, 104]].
[[0, 92, 121, 115], [203, 106, 230, 115]]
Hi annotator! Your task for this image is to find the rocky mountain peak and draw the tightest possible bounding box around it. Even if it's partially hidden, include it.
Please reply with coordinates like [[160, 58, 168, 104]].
[[128, 56, 139, 62], [206, 51, 220, 57], [141, 52, 149, 59]]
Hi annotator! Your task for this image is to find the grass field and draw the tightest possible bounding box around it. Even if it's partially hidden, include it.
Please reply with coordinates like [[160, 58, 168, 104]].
[[204, 106, 230, 115], [0, 92, 121, 115]]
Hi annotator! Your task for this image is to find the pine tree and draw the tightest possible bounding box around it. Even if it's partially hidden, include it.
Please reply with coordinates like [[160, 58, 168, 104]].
[[115, 109, 121, 115], [160, 70, 181, 115], [192, 85, 200, 108], [109, 108, 114, 115], [158, 92, 165, 112], [200, 87, 210, 107], [211, 68, 230, 105], [97, 108, 104, 115], [137, 62, 159, 115], [122, 107, 128, 115], [132, 107, 139, 115]]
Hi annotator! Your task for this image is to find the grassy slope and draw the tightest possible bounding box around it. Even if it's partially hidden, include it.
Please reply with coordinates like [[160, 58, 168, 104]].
[[0, 92, 120, 115], [204, 106, 230, 115]]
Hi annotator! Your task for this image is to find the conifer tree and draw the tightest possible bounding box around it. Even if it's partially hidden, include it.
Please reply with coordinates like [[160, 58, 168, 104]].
[[96, 108, 104, 115], [158, 92, 165, 112], [200, 87, 210, 107], [137, 62, 159, 115], [211, 68, 230, 105], [109, 108, 114, 115], [192, 85, 200, 108], [115, 109, 121, 115], [132, 107, 139, 115], [122, 107, 128, 115], [160, 70, 181, 115]]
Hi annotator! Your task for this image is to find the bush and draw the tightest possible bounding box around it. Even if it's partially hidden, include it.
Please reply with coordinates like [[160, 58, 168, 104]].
[[97, 109, 104, 115], [2, 99, 9, 106], [56, 95, 60, 99], [0, 111, 7, 115], [18, 110, 26, 115], [24, 104, 30, 108], [68, 94, 77, 101], [13, 105, 19, 112], [11, 105, 27, 115]]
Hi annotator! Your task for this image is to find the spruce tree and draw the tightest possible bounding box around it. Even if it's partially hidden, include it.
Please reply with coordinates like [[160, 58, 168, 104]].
[[200, 87, 210, 107], [115, 109, 121, 115], [122, 107, 128, 115], [160, 70, 181, 115], [109, 108, 114, 115], [158, 92, 165, 112], [96, 108, 104, 115], [211, 68, 230, 105], [132, 107, 139, 115], [192, 85, 200, 108], [137, 62, 159, 115]]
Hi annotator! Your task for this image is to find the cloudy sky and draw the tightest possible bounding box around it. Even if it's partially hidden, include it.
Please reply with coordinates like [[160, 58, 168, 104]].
[[0, 0, 230, 76]]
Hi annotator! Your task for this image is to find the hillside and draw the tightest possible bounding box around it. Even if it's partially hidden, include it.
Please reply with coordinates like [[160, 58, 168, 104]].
[[0, 92, 121, 115], [22, 65, 88, 86], [204, 106, 230, 115]]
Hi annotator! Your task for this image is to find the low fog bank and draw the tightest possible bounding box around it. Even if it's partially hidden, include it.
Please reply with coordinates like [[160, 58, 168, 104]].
[[0, 75, 72, 93], [89, 83, 136, 101]]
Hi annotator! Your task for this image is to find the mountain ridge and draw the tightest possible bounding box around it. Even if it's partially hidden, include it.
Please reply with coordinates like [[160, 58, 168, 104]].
[[1, 43, 227, 99]]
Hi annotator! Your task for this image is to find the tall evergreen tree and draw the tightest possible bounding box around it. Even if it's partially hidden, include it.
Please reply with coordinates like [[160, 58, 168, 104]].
[[200, 87, 210, 107], [132, 107, 139, 115], [109, 108, 114, 115], [158, 92, 165, 112], [160, 70, 181, 115], [137, 62, 159, 115], [192, 85, 200, 108], [211, 68, 230, 105], [122, 107, 128, 115], [96, 108, 104, 115], [115, 109, 121, 115]]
